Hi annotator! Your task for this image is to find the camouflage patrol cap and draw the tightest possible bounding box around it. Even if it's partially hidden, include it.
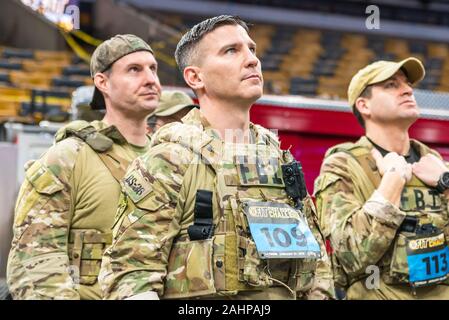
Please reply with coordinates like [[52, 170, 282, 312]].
[[348, 57, 425, 108], [150, 90, 197, 117], [90, 34, 154, 110]]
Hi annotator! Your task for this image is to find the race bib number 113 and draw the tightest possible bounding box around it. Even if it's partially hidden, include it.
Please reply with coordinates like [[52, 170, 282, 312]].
[[406, 231, 449, 287]]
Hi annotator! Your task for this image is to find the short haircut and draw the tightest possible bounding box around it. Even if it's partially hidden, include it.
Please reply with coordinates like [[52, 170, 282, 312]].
[[353, 85, 372, 129], [102, 67, 112, 76], [174, 15, 249, 74]]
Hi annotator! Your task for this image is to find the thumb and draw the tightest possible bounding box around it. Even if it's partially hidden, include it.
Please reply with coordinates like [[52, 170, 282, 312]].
[[411, 162, 420, 174], [405, 163, 413, 182], [371, 148, 383, 163]]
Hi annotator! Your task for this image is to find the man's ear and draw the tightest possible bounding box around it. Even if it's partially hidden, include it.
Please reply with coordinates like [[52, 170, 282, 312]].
[[355, 96, 371, 117], [93, 72, 109, 96], [183, 66, 204, 91]]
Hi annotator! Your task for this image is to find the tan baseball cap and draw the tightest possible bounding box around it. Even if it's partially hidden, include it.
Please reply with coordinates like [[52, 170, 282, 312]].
[[150, 90, 197, 117], [347, 57, 425, 108], [90, 34, 154, 110]]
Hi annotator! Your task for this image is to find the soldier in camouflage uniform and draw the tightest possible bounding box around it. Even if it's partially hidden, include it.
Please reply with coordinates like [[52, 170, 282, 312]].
[[99, 15, 335, 300], [7, 34, 161, 299], [314, 57, 449, 299], [147, 90, 197, 134]]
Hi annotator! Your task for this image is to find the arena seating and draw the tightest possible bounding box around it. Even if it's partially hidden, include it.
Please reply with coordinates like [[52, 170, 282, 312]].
[[2, 12, 449, 122], [149, 13, 449, 99], [0, 46, 91, 122], [252, 24, 449, 98]]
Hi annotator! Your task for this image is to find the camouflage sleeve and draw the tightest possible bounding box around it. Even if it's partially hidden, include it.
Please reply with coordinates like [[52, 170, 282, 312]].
[[99, 143, 192, 300], [302, 197, 336, 300], [442, 160, 449, 202], [7, 139, 82, 299], [314, 152, 406, 281]]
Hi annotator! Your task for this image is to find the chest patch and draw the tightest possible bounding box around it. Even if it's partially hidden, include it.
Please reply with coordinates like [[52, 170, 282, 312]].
[[123, 168, 153, 203]]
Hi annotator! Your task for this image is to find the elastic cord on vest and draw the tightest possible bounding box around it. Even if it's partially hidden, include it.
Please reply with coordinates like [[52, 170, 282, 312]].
[[268, 276, 296, 299]]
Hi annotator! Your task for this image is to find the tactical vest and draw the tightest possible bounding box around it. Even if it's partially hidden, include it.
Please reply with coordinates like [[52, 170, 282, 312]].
[[147, 120, 322, 299], [55, 120, 132, 285], [323, 141, 449, 289]]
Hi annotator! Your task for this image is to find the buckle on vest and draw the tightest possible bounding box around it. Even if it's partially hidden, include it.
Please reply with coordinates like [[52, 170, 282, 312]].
[[416, 223, 439, 235], [398, 215, 418, 233]]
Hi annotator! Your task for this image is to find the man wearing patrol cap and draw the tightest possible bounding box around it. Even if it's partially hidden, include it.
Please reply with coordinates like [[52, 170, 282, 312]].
[[314, 57, 449, 299], [147, 90, 198, 134], [7, 34, 161, 299]]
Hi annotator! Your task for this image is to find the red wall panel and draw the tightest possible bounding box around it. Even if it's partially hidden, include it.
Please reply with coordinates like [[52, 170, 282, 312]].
[[251, 103, 449, 192]]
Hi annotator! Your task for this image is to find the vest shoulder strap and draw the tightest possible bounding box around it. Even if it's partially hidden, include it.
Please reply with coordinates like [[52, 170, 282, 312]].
[[152, 121, 220, 171], [55, 121, 130, 183], [253, 124, 280, 149], [325, 141, 381, 189], [97, 151, 132, 183], [55, 120, 113, 152]]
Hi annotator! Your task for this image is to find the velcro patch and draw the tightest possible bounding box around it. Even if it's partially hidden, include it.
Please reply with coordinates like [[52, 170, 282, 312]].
[[123, 169, 153, 203]]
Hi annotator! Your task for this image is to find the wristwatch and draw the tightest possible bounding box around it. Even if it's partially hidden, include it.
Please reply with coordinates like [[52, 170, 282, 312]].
[[436, 171, 449, 193]]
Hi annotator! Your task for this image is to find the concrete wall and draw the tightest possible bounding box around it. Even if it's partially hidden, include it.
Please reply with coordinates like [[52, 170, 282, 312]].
[[94, 0, 149, 40], [0, 143, 18, 278], [0, 0, 67, 50], [126, 0, 449, 43], [93, 0, 178, 42]]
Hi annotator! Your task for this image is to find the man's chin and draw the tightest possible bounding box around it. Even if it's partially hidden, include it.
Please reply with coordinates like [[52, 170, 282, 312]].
[[406, 110, 420, 120], [140, 103, 158, 112], [244, 88, 263, 103], [396, 113, 419, 127]]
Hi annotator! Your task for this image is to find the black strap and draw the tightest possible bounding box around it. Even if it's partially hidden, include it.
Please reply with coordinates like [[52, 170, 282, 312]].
[[188, 190, 214, 241], [398, 215, 418, 233]]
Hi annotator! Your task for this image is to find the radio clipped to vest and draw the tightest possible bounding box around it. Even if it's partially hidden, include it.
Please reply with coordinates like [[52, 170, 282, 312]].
[[281, 160, 308, 210]]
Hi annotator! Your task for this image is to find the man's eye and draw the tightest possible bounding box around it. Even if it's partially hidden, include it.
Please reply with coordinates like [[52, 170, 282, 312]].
[[225, 48, 236, 54], [129, 67, 139, 72], [249, 47, 256, 54]]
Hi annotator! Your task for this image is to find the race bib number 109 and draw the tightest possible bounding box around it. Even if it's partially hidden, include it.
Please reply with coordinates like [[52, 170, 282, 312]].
[[243, 202, 321, 259]]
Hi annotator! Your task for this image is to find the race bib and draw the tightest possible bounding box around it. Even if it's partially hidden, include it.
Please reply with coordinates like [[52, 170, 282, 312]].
[[243, 201, 321, 259], [406, 231, 449, 287]]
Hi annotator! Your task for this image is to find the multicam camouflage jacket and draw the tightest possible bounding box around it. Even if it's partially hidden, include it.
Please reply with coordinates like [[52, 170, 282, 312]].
[[314, 136, 449, 299], [7, 120, 148, 300], [99, 108, 335, 300]]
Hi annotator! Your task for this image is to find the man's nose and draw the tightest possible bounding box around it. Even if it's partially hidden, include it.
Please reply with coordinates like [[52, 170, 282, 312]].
[[143, 68, 157, 84], [401, 81, 413, 96], [244, 47, 259, 68]]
